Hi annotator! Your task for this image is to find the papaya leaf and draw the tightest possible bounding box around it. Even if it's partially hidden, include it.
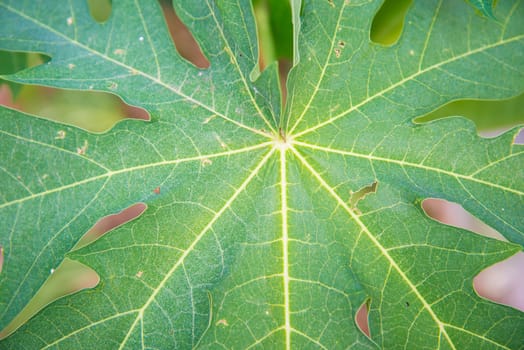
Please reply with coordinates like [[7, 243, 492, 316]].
[[468, 0, 497, 19], [0, 0, 523, 348]]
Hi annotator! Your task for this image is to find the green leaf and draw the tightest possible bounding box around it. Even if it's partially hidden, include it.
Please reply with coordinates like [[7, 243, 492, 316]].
[[290, 0, 302, 65], [253, 0, 293, 62], [0, 51, 35, 96], [1, 0, 523, 348], [467, 0, 497, 19]]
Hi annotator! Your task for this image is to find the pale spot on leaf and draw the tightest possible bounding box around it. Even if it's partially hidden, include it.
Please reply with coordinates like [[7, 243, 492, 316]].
[[215, 134, 227, 149], [216, 319, 228, 327], [203, 115, 217, 124], [55, 130, 66, 139], [76, 140, 88, 155]]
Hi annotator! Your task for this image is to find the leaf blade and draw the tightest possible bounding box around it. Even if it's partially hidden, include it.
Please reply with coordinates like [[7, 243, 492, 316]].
[[1, 0, 523, 348]]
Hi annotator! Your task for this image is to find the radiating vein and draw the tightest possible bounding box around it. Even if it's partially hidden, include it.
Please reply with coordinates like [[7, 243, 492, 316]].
[[443, 323, 512, 350], [288, 1, 348, 134], [0, 3, 271, 139], [291, 327, 328, 350], [0, 165, 34, 195], [204, 0, 276, 134], [0, 127, 111, 172], [289, 145, 457, 350], [245, 326, 284, 349], [118, 147, 276, 349], [279, 146, 291, 350], [292, 34, 524, 138], [134, 0, 161, 80], [1, 176, 110, 321], [293, 141, 523, 196], [0, 142, 272, 209], [418, 0, 442, 71], [456, 178, 523, 236], [40, 309, 140, 349]]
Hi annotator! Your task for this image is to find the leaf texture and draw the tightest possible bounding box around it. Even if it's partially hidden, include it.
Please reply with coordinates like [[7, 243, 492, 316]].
[[0, 0, 523, 349], [468, 0, 497, 18]]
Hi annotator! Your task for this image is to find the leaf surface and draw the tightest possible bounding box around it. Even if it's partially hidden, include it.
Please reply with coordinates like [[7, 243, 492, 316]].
[[468, 0, 497, 18], [0, 0, 523, 348]]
